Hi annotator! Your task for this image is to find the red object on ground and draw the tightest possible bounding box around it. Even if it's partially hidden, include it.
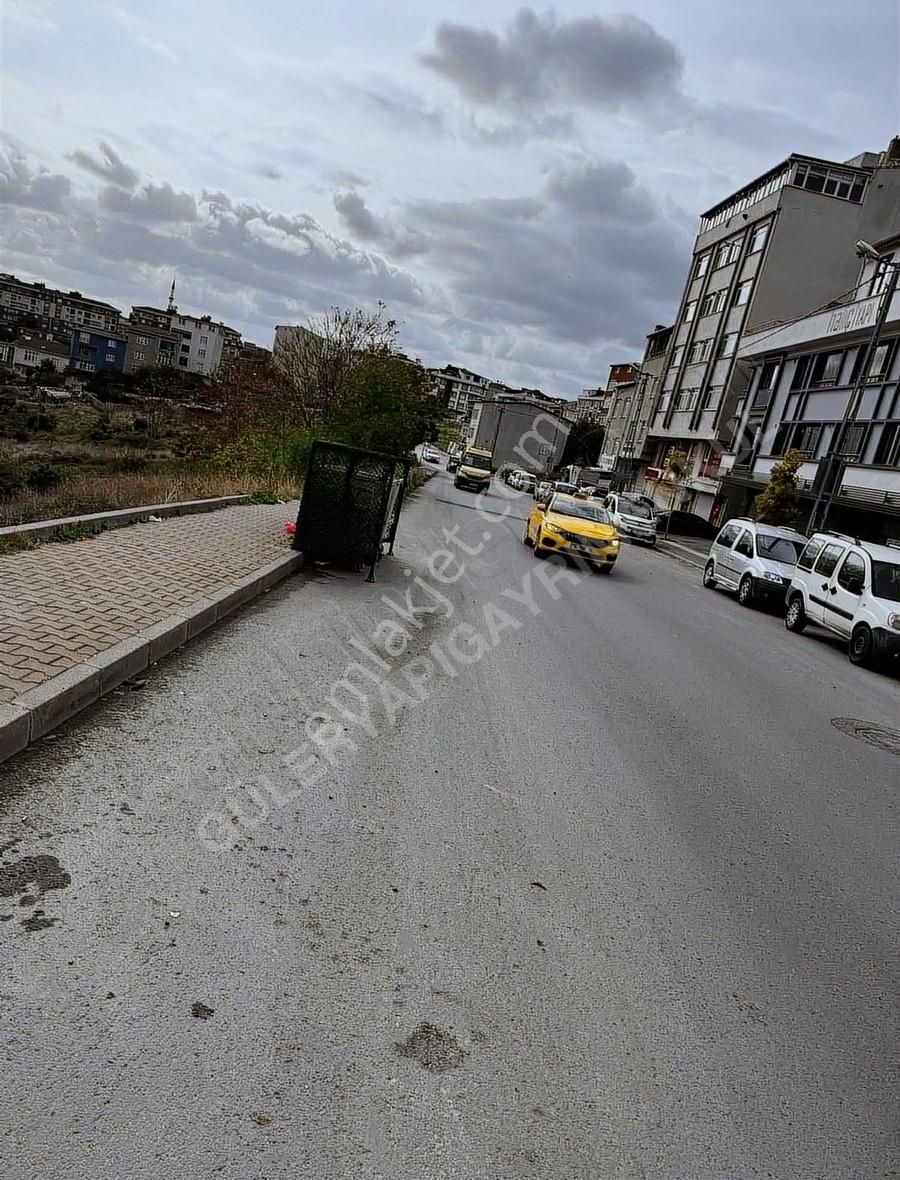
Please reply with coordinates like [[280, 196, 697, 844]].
[[283, 521, 296, 536]]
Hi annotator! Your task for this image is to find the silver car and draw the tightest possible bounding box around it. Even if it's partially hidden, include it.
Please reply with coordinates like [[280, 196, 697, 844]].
[[703, 518, 807, 608]]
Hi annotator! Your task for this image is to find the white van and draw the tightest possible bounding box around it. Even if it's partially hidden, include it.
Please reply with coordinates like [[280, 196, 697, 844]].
[[604, 492, 658, 546], [703, 518, 807, 608], [785, 532, 900, 667]]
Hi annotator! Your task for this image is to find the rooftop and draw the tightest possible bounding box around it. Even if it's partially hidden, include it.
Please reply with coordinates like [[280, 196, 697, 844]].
[[700, 151, 876, 221], [0, 273, 121, 313]]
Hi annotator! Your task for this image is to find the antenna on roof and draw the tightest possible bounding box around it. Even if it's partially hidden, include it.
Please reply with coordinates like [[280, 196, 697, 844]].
[[166, 276, 177, 314]]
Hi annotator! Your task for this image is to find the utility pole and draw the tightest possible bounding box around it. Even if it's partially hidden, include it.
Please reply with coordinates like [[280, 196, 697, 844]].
[[807, 242, 899, 535]]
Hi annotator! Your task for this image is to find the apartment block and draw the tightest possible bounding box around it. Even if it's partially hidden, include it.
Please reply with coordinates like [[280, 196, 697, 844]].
[[0, 274, 122, 336], [646, 138, 900, 519], [720, 233, 900, 541]]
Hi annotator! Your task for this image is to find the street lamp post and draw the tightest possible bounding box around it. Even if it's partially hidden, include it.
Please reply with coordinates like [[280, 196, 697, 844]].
[[807, 241, 900, 535]]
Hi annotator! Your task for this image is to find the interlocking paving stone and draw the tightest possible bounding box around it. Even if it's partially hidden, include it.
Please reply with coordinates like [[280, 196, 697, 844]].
[[0, 502, 297, 705]]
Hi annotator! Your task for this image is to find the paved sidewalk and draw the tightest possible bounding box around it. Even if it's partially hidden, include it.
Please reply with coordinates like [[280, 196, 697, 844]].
[[0, 501, 298, 706]]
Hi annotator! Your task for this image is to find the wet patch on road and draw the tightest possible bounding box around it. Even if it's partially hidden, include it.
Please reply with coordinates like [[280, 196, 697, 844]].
[[831, 717, 900, 756], [395, 1022, 467, 1073], [0, 853, 72, 901]]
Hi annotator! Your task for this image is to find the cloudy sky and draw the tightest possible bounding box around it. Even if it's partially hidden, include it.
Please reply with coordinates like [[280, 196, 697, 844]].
[[1, 1, 897, 395]]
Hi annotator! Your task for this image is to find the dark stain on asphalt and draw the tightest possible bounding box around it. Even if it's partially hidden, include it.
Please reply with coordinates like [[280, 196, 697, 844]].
[[395, 1022, 467, 1073], [0, 854, 71, 902], [191, 1002, 215, 1019], [21, 913, 59, 933]]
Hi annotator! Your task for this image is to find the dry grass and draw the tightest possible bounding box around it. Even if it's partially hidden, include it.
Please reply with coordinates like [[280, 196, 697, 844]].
[[0, 469, 298, 527]]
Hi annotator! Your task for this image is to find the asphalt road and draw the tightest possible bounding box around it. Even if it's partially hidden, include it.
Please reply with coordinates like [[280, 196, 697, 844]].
[[2, 469, 898, 1180]]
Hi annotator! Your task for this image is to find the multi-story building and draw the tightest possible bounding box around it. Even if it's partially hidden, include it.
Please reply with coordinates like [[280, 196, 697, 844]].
[[0, 274, 122, 336], [428, 365, 495, 417], [132, 302, 229, 374], [574, 389, 611, 423], [7, 330, 70, 374], [719, 234, 900, 542], [67, 328, 127, 375], [123, 321, 180, 373], [602, 328, 674, 490], [646, 137, 900, 519]]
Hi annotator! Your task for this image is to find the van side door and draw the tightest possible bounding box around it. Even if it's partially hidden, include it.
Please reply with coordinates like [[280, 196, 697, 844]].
[[808, 542, 847, 626], [827, 549, 866, 637], [731, 528, 755, 585], [712, 521, 741, 586]]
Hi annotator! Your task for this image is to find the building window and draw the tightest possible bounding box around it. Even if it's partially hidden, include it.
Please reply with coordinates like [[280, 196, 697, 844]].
[[841, 424, 865, 458], [200, 335, 208, 346], [107, 339, 116, 347], [873, 422, 900, 466], [702, 385, 723, 412], [793, 422, 822, 456], [866, 342, 891, 381], [670, 343, 685, 368], [179, 357, 188, 368], [792, 161, 866, 203], [136, 335, 149, 346], [701, 289, 726, 317], [133, 350, 145, 361], [695, 252, 710, 279], [689, 339, 712, 364], [734, 279, 753, 307], [675, 387, 700, 412], [810, 350, 842, 386], [198, 348, 206, 359], [23, 350, 39, 363], [715, 239, 741, 268], [106, 353, 116, 363], [684, 299, 698, 324], [869, 254, 896, 297], [718, 332, 738, 358], [748, 223, 769, 254]]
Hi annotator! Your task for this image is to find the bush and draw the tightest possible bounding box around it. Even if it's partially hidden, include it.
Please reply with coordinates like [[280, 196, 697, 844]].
[[14, 430, 31, 443], [0, 456, 27, 499], [26, 412, 55, 432], [25, 461, 64, 492], [132, 416, 149, 433], [115, 453, 149, 474]]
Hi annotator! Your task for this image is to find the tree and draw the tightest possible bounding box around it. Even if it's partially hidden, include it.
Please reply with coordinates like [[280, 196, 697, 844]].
[[273, 302, 398, 428], [753, 449, 804, 528], [560, 415, 605, 467], [326, 354, 438, 456]]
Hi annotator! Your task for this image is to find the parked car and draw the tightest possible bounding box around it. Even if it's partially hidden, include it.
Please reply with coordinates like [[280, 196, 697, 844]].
[[510, 471, 536, 494], [784, 533, 900, 667], [703, 518, 807, 607], [552, 480, 579, 497], [655, 510, 718, 539], [422, 445, 441, 464], [446, 455, 460, 472], [534, 480, 553, 501], [523, 493, 620, 573], [604, 492, 658, 547]]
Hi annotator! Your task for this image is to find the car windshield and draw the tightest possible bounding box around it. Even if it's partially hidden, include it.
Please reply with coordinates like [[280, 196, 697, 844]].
[[756, 535, 804, 562], [463, 452, 491, 471], [618, 498, 654, 520], [871, 560, 900, 602], [550, 498, 610, 523]]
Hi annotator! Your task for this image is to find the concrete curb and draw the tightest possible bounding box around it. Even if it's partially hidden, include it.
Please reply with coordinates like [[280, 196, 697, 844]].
[[0, 495, 251, 543], [0, 550, 303, 766], [655, 538, 708, 570]]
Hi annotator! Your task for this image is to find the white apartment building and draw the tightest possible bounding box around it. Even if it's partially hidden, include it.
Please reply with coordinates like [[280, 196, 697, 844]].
[[428, 365, 495, 417], [172, 313, 226, 375], [646, 137, 900, 519]]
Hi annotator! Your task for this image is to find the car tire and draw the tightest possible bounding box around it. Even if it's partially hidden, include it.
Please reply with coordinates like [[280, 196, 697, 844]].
[[738, 575, 756, 607], [849, 624, 875, 668], [533, 539, 547, 559], [598, 564, 613, 575], [523, 526, 533, 547], [702, 560, 717, 589], [784, 594, 806, 633]]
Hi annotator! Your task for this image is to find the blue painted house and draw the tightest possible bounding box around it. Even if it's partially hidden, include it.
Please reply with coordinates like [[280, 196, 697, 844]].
[[69, 328, 127, 374]]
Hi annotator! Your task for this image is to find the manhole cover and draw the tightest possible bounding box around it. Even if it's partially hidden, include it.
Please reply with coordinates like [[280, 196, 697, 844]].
[[831, 718, 900, 755]]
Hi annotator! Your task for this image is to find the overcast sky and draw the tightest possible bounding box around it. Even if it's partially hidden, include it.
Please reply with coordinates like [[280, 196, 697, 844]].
[[1, 1, 897, 395]]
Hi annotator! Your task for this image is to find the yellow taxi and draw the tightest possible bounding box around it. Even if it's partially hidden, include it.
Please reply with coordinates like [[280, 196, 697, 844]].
[[524, 492, 620, 573]]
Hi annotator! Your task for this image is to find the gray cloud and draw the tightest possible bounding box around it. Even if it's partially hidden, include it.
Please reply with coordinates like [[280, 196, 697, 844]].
[[330, 168, 369, 188], [365, 85, 448, 135], [99, 182, 199, 223], [421, 7, 683, 110], [333, 190, 428, 259], [66, 141, 140, 189], [545, 158, 657, 223], [253, 163, 284, 181], [0, 145, 71, 212]]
